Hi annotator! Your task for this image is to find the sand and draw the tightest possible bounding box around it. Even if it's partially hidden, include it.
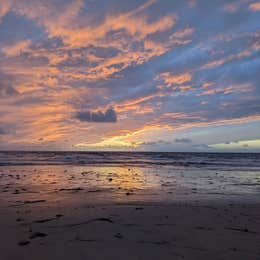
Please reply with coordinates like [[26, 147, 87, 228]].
[[0, 165, 259, 260]]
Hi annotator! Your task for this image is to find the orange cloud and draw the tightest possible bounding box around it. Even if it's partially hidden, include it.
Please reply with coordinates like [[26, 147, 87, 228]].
[[2, 40, 31, 57], [197, 84, 252, 96], [202, 82, 213, 88], [249, 2, 260, 11], [39, 0, 175, 48], [115, 93, 161, 113], [0, 0, 195, 89], [0, 0, 10, 21], [156, 72, 192, 87], [7, 0, 193, 83], [202, 48, 256, 70], [202, 58, 226, 69]]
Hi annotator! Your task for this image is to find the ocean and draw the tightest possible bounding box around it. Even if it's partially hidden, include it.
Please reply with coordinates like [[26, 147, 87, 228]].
[[1, 151, 260, 169]]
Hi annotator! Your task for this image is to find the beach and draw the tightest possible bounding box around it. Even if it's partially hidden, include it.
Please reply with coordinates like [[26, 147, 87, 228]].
[[0, 153, 260, 259]]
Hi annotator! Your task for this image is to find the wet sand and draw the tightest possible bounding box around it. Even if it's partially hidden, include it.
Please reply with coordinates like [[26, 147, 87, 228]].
[[0, 165, 260, 260]]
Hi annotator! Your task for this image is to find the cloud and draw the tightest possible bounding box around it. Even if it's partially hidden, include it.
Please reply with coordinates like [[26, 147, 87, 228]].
[[197, 83, 252, 96], [43, 1, 176, 48], [2, 40, 31, 57], [75, 108, 117, 123], [156, 72, 192, 88], [0, 84, 19, 98], [192, 144, 210, 149], [249, 2, 260, 11], [210, 139, 260, 150], [0, 1, 10, 22], [223, 2, 243, 13], [175, 138, 192, 143], [0, 127, 6, 135], [3, 0, 189, 83], [137, 140, 172, 146]]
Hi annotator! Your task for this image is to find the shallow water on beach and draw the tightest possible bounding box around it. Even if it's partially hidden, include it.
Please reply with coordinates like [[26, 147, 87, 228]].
[[0, 164, 260, 206]]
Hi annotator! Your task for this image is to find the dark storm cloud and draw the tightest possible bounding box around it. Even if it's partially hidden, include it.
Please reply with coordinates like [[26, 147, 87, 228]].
[[75, 108, 117, 123]]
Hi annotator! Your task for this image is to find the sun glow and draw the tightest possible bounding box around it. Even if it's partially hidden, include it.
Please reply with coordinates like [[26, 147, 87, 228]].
[[210, 139, 260, 150]]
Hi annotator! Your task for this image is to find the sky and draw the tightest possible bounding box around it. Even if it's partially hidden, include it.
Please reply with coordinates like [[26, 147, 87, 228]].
[[0, 0, 259, 152]]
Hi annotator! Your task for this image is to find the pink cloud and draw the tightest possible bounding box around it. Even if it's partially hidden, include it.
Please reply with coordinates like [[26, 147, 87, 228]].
[[249, 2, 260, 11], [2, 40, 31, 57]]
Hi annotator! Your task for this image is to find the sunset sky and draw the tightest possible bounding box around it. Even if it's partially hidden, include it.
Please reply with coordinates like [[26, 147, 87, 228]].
[[0, 0, 259, 151]]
